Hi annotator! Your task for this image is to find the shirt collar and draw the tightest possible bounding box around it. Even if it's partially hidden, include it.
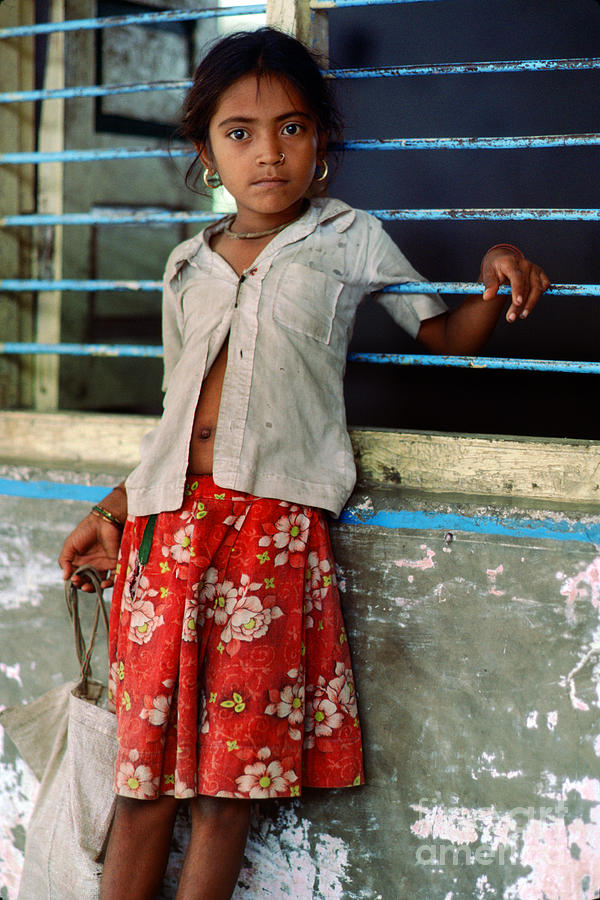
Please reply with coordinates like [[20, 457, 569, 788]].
[[166, 197, 356, 280]]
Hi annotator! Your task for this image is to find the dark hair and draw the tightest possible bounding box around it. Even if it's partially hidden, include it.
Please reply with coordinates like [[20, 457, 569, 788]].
[[180, 27, 343, 190]]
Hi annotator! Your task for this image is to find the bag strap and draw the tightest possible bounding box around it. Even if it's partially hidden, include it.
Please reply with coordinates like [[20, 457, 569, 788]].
[[64, 565, 110, 687]]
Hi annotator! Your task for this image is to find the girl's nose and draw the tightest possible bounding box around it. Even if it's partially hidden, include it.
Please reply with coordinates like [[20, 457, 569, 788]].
[[256, 141, 285, 166]]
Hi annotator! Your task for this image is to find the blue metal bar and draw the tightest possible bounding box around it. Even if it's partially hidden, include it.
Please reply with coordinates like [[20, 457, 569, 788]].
[[382, 282, 600, 297], [1, 211, 221, 226], [347, 353, 600, 374], [4, 134, 600, 165], [311, 0, 449, 6], [0, 342, 163, 358], [2, 280, 600, 297], [332, 134, 600, 151], [3, 58, 600, 105], [0, 342, 598, 375], [0, 80, 192, 105], [0, 147, 191, 165], [0, 6, 267, 39], [326, 57, 600, 79], [3, 208, 600, 227], [370, 208, 600, 222], [0, 279, 162, 291]]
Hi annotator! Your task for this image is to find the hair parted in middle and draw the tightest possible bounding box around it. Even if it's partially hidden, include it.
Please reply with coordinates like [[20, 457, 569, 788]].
[[179, 26, 343, 191]]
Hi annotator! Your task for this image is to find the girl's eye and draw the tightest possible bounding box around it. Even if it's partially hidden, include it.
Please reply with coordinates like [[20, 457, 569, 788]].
[[228, 128, 248, 141], [282, 123, 303, 136]]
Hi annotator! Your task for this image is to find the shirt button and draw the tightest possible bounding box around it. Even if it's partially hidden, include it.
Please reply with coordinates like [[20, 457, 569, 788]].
[[249, 267, 258, 275]]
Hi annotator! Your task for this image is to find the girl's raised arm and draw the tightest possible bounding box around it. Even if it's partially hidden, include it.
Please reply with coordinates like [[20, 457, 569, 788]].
[[416, 245, 550, 356]]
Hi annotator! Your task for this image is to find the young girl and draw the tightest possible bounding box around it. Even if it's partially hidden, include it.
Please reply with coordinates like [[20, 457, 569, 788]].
[[59, 26, 549, 900]]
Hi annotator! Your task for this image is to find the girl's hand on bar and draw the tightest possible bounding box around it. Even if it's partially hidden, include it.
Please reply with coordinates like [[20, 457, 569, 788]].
[[480, 247, 551, 323]]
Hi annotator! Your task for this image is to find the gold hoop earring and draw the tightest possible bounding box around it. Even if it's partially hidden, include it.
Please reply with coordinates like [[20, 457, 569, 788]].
[[314, 159, 328, 183], [203, 168, 222, 190]]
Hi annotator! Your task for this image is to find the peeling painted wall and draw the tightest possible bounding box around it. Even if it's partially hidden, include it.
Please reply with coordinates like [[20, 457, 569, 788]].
[[1, 465, 600, 898]]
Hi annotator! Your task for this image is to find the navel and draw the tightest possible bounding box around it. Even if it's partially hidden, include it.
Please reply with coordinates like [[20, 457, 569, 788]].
[[197, 426, 213, 441]]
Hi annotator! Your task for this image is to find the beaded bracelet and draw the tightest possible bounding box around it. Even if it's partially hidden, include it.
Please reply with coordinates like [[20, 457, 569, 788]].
[[91, 505, 124, 530]]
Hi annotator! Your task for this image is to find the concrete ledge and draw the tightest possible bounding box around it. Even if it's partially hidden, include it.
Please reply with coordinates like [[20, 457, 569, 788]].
[[1, 410, 599, 504]]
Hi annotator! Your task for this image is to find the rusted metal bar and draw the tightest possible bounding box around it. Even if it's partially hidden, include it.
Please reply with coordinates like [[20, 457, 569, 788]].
[[0, 6, 266, 38], [1, 342, 598, 375], [3, 208, 600, 227], [3, 58, 600, 105], [4, 133, 600, 165], [2, 280, 600, 297]]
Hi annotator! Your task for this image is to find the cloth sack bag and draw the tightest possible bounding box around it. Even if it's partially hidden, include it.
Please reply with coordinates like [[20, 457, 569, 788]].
[[0, 566, 117, 899]]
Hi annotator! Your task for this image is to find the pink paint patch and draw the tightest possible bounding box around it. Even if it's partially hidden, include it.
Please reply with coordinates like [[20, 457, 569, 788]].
[[505, 811, 600, 900], [564, 776, 600, 802], [394, 548, 436, 571], [559, 556, 600, 624], [486, 564, 505, 596], [410, 805, 478, 844]]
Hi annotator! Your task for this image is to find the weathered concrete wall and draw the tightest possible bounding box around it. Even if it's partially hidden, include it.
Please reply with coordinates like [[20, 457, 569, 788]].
[[1, 423, 599, 899]]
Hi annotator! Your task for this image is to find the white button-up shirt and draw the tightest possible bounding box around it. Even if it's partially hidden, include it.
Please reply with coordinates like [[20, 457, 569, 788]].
[[125, 198, 447, 517]]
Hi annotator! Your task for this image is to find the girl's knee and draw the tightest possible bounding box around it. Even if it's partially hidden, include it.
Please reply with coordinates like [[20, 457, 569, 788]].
[[114, 793, 178, 829], [188, 795, 251, 829]]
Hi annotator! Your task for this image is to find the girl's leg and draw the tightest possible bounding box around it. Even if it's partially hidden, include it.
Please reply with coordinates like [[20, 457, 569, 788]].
[[100, 794, 179, 900], [175, 796, 251, 900]]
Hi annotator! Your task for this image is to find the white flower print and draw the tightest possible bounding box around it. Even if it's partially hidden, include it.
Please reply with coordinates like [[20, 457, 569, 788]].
[[139, 693, 170, 726], [128, 596, 164, 645], [306, 693, 344, 737], [197, 567, 239, 625], [116, 749, 159, 799], [258, 510, 310, 567], [223, 500, 250, 531], [121, 547, 141, 610], [220, 587, 282, 653], [265, 671, 305, 741], [235, 747, 298, 798], [163, 525, 195, 564], [315, 663, 358, 720], [174, 775, 195, 799]]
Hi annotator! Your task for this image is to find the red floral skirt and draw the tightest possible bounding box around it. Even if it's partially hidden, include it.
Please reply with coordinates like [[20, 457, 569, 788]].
[[108, 477, 364, 800]]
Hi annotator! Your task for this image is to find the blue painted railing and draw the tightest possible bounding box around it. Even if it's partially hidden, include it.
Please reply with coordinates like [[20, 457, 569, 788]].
[[1, 6, 599, 378], [2, 57, 599, 104], [0, 7, 267, 38], [3, 133, 600, 165]]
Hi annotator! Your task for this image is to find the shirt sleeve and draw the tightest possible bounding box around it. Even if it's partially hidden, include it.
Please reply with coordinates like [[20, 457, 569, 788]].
[[161, 260, 183, 393], [362, 213, 448, 339]]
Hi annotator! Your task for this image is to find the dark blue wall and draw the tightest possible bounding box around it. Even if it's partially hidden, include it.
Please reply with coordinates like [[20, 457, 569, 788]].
[[328, 0, 600, 438]]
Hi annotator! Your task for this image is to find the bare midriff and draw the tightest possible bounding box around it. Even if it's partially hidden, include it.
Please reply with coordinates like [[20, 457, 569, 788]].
[[186, 229, 275, 475], [187, 339, 228, 474]]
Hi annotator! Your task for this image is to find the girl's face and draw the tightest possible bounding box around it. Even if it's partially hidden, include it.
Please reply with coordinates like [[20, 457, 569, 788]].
[[199, 73, 325, 231]]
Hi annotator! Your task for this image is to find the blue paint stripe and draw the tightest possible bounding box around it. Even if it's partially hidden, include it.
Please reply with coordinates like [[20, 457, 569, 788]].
[[0, 477, 596, 544], [0, 479, 106, 502], [339, 507, 600, 544]]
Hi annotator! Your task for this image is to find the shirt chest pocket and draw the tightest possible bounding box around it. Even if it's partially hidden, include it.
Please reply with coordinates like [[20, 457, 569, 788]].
[[272, 262, 344, 344]]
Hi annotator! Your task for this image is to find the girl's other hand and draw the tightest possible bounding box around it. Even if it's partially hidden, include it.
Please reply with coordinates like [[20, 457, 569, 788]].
[[58, 514, 122, 592], [480, 246, 550, 323]]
